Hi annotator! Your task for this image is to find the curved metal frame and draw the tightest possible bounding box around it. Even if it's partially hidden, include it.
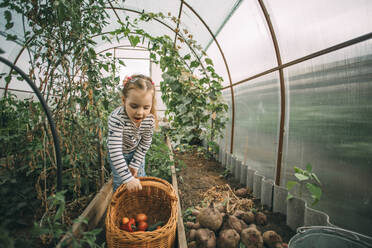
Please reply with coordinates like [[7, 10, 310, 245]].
[[257, 0, 285, 186], [0, 56, 63, 191], [105, 7, 207, 72], [4, 1, 372, 188]]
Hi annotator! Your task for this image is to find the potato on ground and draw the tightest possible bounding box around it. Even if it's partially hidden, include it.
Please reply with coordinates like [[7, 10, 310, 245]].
[[191, 209, 200, 216], [217, 229, 240, 248], [263, 230, 284, 248], [222, 215, 243, 234], [241, 225, 264, 248], [188, 241, 197, 248], [195, 228, 216, 248], [240, 219, 249, 230], [234, 210, 255, 224], [235, 188, 249, 197], [255, 212, 267, 226], [197, 203, 223, 232], [189, 229, 197, 241], [186, 221, 201, 229]]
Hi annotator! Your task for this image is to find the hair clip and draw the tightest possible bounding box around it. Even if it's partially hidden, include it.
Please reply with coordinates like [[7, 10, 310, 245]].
[[123, 76, 132, 86], [151, 81, 155, 85]]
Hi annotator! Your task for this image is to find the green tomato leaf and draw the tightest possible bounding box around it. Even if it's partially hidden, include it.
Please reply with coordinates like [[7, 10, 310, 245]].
[[286, 193, 294, 201], [306, 183, 322, 204], [6, 34, 17, 41], [205, 58, 214, 66], [206, 66, 214, 73], [5, 21, 14, 30], [128, 35, 140, 47], [190, 60, 200, 68], [286, 180, 298, 190], [5, 75, 11, 83], [306, 163, 312, 172], [102, 64, 109, 72], [183, 54, 191, 60], [118, 59, 126, 66], [312, 173, 321, 185], [4, 10, 11, 22], [294, 173, 308, 181]]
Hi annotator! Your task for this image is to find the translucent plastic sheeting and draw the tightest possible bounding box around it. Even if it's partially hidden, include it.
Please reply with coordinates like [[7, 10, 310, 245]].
[[185, 0, 242, 49], [151, 62, 167, 119], [113, 58, 150, 82], [220, 90, 233, 153], [0, 35, 22, 64], [100, 8, 123, 38], [206, 40, 230, 87], [95, 8, 176, 49], [213, 0, 277, 85], [113, 47, 150, 60], [282, 40, 372, 236], [0, 38, 39, 100], [178, 6, 212, 51], [117, 0, 180, 22], [233, 72, 280, 180], [154, 90, 166, 120], [0, 7, 32, 53], [104, 1, 178, 40], [264, 0, 372, 63], [94, 38, 149, 56]]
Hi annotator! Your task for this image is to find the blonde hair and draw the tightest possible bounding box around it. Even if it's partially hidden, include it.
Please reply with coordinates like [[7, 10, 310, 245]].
[[121, 74, 158, 128]]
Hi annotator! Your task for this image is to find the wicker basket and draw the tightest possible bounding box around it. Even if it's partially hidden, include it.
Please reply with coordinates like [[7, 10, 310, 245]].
[[105, 176, 178, 248]]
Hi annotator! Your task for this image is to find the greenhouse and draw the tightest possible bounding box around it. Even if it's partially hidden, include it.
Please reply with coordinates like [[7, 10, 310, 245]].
[[1, 0, 372, 247]]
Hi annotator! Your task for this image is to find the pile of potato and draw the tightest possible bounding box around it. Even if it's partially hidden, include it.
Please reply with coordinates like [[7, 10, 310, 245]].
[[186, 201, 288, 248]]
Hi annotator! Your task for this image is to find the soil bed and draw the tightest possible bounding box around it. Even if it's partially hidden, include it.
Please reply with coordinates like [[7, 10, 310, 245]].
[[175, 149, 296, 245]]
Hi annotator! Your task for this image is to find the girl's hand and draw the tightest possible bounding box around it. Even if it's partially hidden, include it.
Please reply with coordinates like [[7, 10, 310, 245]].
[[126, 177, 142, 192], [130, 167, 138, 177]]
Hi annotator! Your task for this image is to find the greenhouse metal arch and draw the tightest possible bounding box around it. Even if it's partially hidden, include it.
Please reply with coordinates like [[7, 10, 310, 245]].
[[1, 0, 372, 245]]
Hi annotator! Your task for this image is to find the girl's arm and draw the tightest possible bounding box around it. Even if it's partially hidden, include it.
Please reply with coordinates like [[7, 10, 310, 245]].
[[128, 115, 155, 171], [107, 107, 134, 184]]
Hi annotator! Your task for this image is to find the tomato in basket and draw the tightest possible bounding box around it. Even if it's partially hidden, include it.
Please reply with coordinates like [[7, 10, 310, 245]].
[[137, 221, 148, 231], [135, 213, 148, 223], [122, 217, 129, 225]]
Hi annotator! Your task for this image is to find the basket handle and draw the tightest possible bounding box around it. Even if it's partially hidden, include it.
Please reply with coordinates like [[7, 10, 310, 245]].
[[110, 177, 178, 205], [140, 177, 178, 202]]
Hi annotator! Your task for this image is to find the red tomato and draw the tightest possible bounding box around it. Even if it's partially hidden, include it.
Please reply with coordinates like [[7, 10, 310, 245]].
[[135, 213, 148, 223], [137, 221, 148, 231], [122, 217, 129, 225]]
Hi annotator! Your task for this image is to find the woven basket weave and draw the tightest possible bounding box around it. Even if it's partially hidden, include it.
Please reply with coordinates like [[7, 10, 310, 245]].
[[105, 176, 178, 248]]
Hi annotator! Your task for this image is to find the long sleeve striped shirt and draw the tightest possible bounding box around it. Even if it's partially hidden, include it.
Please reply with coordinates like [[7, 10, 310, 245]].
[[107, 106, 155, 183]]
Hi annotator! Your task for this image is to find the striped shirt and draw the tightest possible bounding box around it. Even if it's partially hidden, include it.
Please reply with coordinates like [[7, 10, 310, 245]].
[[107, 106, 155, 183]]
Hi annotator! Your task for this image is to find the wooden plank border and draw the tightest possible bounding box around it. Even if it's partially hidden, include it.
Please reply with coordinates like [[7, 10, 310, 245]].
[[165, 136, 188, 248], [57, 179, 113, 247]]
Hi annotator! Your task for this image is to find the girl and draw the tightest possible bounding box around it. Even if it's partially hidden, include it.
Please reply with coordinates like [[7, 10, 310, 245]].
[[107, 74, 157, 192]]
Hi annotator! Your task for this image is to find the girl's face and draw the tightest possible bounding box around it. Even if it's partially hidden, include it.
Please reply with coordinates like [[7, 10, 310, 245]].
[[124, 88, 153, 127]]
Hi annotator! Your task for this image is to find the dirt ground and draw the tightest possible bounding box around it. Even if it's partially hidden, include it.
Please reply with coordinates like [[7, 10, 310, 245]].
[[175, 150, 296, 244]]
